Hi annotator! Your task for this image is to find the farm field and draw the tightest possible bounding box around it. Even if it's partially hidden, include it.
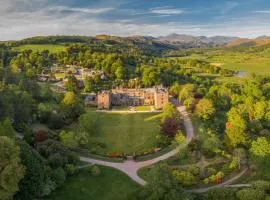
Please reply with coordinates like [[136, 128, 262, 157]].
[[12, 44, 66, 53], [48, 166, 140, 200], [67, 111, 161, 155]]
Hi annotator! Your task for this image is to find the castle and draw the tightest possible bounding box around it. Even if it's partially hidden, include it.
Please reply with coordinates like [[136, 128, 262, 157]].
[[85, 87, 169, 110]]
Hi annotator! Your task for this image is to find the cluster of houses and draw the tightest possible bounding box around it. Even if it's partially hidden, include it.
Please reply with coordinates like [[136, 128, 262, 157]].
[[85, 87, 169, 110], [37, 64, 106, 83]]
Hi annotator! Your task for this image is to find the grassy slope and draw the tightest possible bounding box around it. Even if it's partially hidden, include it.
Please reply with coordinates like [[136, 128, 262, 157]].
[[49, 166, 140, 200], [69, 112, 161, 154], [12, 44, 66, 53]]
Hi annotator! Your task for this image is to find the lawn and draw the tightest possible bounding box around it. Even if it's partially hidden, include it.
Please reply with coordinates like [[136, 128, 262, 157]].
[[12, 44, 66, 53], [49, 166, 140, 200], [68, 112, 161, 155], [112, 105, 152, 111]]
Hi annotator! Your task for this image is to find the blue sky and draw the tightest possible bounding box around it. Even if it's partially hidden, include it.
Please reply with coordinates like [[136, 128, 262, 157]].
[[1, 0, 270, 40]]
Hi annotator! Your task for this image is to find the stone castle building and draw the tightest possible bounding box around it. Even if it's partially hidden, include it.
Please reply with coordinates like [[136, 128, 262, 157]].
[[85, 87, 169, 110]]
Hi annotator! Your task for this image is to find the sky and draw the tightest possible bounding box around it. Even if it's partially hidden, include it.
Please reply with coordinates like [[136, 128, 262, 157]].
[[1, 0, 270, 40]]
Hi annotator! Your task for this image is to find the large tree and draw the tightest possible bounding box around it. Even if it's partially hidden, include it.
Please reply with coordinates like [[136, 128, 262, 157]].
[[0, 137, 25, 200], [225, 107, 248, 148], [195, 98, 215, 120], [15, 140, 50, 200]]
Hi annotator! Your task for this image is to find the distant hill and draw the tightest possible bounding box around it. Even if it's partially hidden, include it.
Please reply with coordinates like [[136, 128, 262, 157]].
[[156, 33, 239, 46], [227, 36, 270, 47]]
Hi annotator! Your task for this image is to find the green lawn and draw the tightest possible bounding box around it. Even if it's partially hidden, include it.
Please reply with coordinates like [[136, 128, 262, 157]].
[[111, 105, 152, 111], [208, 53, 270, 75], [68, 112, 161, 155], [13, 44, 66, 53], [49, 166, 140, 200]]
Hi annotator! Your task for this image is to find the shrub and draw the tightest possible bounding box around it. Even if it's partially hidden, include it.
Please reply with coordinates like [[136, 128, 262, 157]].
[[51, 167, 66, 188], [173, 131, 186, 145], [34, 130, 48, 143], [48, 153, 68, 168], [252, 180, 270, 191], [206, 167, 217, 177], [156, 134, 170, 148], [65, 164, 76, 176], [161, 117, 180, 137], [59, 130, 78, 148], [67, 151, 79, 164], [172, 170, 197, 186], [204, 188, 237, 200], [187, 166, 200, 176], [90, 165, 101, 176], [236, 188, 265, 200]]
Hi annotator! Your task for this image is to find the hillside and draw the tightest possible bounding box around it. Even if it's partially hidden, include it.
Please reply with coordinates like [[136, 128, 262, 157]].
[[227, 36, 270, 47]]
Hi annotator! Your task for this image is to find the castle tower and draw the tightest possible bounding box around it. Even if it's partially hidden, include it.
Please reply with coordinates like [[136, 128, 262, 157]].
[[154, 88, 169, 110]]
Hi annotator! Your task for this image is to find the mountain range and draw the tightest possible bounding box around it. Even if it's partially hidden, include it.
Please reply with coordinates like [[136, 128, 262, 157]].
[[155, 33, 239, 45]]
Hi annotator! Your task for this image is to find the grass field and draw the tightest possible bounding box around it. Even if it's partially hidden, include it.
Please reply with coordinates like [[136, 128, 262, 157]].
[[13, 44, 66, 53], [68, 112, 161, 155], [49, 166, 140, 200], [208, 52, 270, 75]]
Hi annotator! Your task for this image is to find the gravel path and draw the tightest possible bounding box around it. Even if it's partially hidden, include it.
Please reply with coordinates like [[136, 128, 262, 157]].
[[80, 105, 194, 186]]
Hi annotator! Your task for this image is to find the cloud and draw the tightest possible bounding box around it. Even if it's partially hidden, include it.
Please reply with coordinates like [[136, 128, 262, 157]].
[[0, 0, 270, 40], [253, 10, 270, 14], [150, 7, 185, 15], [48, 6, 114, 14], [220, 1, 239, 14]]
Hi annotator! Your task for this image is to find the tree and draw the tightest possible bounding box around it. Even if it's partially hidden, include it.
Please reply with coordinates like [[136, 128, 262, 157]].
[[0, 137, 25, 200], [115, 65, 125, 80], [26, 68, 35, 78], [134, 163, 192, 200], [83, 77, 94, 92], [195, 98, 215, 120], [254, 101, 267, 121], [64, 76, 77, 92], [59, 130, 78, 148], [225, 107, 248, 148], [183, 97, 195, 110], [15, 140, 49, 200], [51, 167, 66, 188], [61, 91, 77, 106], [169, 82, 181, 97], [0, 118, 15, 138], [250, 137, 270, 179], [61, 91, 83, 120], [236, 188, 265, 200], [161, 117, 180, 137], [142, 67, 160, 87], [161, 102, 180, 123], [250, 137, 270, 157], [172, 170, 197, 186], [197, 127, 222, 154], [178, 84, 194, 102]]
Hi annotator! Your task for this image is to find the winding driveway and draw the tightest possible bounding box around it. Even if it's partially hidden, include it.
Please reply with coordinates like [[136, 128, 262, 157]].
[[80, 105, 194, 186]]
